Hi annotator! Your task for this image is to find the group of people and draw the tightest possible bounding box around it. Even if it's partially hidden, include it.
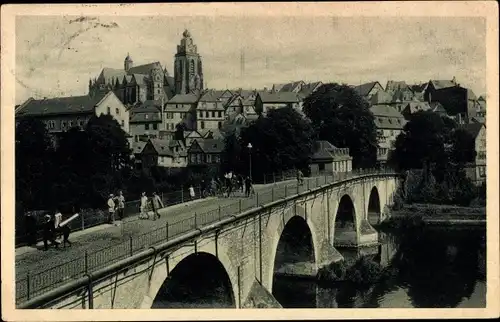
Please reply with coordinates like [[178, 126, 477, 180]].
[[138, 191, 164, 220], [200, 172, 254, 198], [106, 191, 126, 225], [27, 209, 74, 251]]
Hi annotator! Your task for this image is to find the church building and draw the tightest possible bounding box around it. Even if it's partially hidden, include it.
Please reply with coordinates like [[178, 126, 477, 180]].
[[88, 30, 204, 106]]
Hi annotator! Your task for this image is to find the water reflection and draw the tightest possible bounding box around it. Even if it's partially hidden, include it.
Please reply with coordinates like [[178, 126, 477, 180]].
[[273, 225, 486, 308]]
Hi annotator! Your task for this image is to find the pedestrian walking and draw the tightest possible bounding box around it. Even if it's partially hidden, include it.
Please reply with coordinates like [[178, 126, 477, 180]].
[[139, 192, 149, 219], [200, 180, 206, 198], [107, 194, 116, 224], [150, 192, 164, 221], [245, 176, 254, 197], [60, 223, 72, 247], [189, 185, 196, 200], [116, 191, 126, 221], [42, 214, 59, 251], [24, 212, 37, 247], [54, 208, 63, 240]]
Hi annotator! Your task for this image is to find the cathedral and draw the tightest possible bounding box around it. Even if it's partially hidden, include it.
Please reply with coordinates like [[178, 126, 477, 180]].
[[88, 29, 204, 105]]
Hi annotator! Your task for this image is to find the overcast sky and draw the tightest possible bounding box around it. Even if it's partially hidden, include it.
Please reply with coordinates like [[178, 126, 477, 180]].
[[15, 16, 486, 104]]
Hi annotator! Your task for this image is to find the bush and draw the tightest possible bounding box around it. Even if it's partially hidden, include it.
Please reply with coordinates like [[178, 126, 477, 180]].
[[345, 256, 383, 286], [317, 260, 346, 284]]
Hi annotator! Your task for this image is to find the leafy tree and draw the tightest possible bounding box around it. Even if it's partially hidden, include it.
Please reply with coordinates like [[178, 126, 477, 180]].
[[392, 111, 456, 175], [221, 131, 244, 174], [15, 117, 55, 209], [238, 107, 315, 180], [449, 128, 476, 168], [302, 83, 378, 168]]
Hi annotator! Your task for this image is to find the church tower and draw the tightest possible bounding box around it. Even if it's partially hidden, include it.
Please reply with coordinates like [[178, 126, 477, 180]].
[[150, 65, 164, 101], [124, 53, 133, 72], [174, 30, 204, 95]]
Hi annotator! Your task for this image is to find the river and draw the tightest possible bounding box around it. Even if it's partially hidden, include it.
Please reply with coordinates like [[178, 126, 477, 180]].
[[273, 224, 487, 308]]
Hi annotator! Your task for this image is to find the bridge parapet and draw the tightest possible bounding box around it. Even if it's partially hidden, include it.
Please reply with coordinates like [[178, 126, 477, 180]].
[[16, 168, 399, 309]]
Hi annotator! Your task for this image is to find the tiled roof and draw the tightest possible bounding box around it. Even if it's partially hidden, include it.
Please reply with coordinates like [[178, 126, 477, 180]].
[[167, 93, 200, 104], [459, 123, 484, 138], [130, 112, 161, 123], [430, 79, 457, 90], [312, 140, 351, 161], [370, 104, 405, 118], [258, 92, 300, 103], [16, 92, 109, 117], [353, 82, 381, 97], [272, 83, 286, 92], [370, 90, 393, 105], [374, 116, 406, 130], [131, 141, 147, 154], [298, 82, 322, 98], [128, 62, 162, 75], [131, 74, 148, 86], [199, 90, 227, 102], [279, 80, 305, 92], [403, 101, 431, 113], [98, 68, 127, 85], [149, 138, 187, 157], [194, 139, 224, 154]]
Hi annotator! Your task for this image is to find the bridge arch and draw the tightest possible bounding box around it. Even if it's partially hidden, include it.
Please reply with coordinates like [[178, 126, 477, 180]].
[[332, 194, 359, 247], [367, 186, 381, 225], [150, 252, 236, 308], [266, 212, 319, 293]]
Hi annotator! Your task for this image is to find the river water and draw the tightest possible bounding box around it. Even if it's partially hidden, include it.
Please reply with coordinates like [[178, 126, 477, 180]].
[[273, 224, 486, 308]]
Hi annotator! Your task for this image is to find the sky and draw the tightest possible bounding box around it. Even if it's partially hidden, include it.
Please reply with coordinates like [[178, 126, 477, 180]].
[[15, 16, 486, 104]]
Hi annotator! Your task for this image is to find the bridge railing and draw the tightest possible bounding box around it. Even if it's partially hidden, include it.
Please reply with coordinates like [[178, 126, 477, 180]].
[[15, 167, 397, 305]]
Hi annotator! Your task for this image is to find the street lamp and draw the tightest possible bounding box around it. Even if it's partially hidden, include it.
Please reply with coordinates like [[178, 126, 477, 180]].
[[247, 143, 253, 180]]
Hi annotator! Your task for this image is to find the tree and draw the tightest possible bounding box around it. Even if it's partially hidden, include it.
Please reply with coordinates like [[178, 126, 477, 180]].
[[449, 128, 476, 168], [15, 117, 55, 209], [237, 107, 315, 180], [302, 83, 378, 168], [392, 111, 456, 174]]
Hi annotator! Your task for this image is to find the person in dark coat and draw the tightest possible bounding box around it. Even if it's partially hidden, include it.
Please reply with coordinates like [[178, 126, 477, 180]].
[[25, 212, 37, 246], [60, 224, 72, 247], [42, 214, 59, 251]]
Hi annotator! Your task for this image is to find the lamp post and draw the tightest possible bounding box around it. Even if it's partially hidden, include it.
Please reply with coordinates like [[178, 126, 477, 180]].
[[247, 143, 253, 180]]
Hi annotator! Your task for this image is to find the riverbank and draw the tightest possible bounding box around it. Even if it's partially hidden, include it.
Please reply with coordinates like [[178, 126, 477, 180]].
[[387, 203, 486, 226]]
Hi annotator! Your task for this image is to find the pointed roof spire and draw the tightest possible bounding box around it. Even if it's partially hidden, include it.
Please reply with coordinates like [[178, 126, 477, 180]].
[[125, 52, 133, 61], [183, 29, 191, 38]]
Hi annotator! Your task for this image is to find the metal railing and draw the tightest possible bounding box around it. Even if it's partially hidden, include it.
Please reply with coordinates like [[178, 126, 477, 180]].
[[15, 167, 396, 305]]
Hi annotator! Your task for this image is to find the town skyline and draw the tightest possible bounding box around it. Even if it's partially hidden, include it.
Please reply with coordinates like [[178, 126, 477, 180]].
[[16, 16, 486, 104]]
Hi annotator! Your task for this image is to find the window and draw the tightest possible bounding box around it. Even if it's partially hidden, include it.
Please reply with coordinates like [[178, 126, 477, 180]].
[[211, 111, 215, 117], [68, 120, 73, 128], [319, 163, 325, 171], [145, 124, 150, 130], [121, 120, 125, 127], [205, 111, 209, 118], [199, 111, 203, 118], [218, 111, 222, 118], [218, 122, 222, 129], [107, 107, 111, 114], [116, 108, 120, 115], [153, 123, 158, 130], [200, 121, 205, 129], [61, 121, 67, 129]]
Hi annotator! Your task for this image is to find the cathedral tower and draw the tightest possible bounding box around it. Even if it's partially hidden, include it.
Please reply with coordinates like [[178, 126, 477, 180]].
[[174, 30, 204, 95], [124, 53, 133, 72]]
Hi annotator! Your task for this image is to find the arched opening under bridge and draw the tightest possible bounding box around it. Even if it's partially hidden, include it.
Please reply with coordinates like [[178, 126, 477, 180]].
[[334, 195, 358, 248], [151, 252, 235, 308], [272, 216, 316, 308], [367, 187, 381, 225]]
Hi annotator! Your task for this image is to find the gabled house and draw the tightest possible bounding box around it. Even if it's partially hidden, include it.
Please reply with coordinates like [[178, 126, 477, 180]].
[[254, 92, 302, 116], [187, 138, 224, 165], [310, 141, 353, 175], [16, 90, 130, 137], [196, 89, 228, 131], [276, 80, 306, 93], [370, 105, 406, 165], [129, 100, 163, 142], [353, 81, 384, 100], [297, 81, 323, 99], [429, 102, 448, 117], [401, 101, 431, 120], [459, 123, 486, 185], [163, 92, 200, 137], [139, 138, 188, 170], [369, 90, 394, 106]]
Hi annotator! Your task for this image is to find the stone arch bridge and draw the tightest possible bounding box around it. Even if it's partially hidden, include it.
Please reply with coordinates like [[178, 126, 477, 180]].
[[20, 173, 399, 309]]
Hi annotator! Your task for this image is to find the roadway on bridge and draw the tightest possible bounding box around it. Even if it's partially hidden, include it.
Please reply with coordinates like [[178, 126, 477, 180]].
[[15, 176, 330, 281]]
